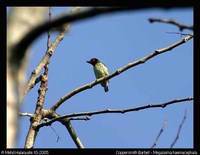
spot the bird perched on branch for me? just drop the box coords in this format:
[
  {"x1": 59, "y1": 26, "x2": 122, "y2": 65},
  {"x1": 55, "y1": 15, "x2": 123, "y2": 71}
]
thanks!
[{"x1": 87, "y1": 58, "x2": 109, "y2": 92}]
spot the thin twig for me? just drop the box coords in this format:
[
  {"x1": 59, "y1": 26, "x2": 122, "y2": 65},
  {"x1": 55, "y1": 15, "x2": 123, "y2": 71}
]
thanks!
[
  {"x1": 148, "y1": 18, "x2": 193, "y2": 31},
  {"x1": 18, "y1": 112, "x2": 33, "y2": 118},
  {"x1": 170, "y1": 109, "x2": 187, "y2": 148},
  {"x1": 151, "y1": 119, "x2": 167, "y2": 148},
  {"x1": 24, "y1": 72, "x2": 49, "y2": 148},
  {"x1": 59, "y1": 118, "x2": 84, "y2": 148},
  {"x1": 68, "y1": 116, "x2": 90, "y2": 121},
  {"x1": 23, "y1": 25, "x2": 69, "y2": 96},
  {"x1": 166, "y1": 32, "x2": 191, "y2": 36},
  {"x1": 24, "y1": 8, "x2": 52, "y2": 148},
  {"x1": 41, "y1": 110, "x2": 84, "y2": 148},
  {"x1": 24, "y1": 7, "x2": 85, "y2": 149},
  {"x1": 39, "y1": 97, "x2": 193, "y2": 128},
  {"x1": 50, "y1": 125, "x2": 61, "y2": 143},
  {"x1": 50, "y1": 34, "x2": 193, "y2": 111},
  {"x1": 47, "y1": 7, "x2": 52, "y2": 49},
  {"x1": 23, "y1": 7, "x2": 81, "y2": 96},
  {"x1": 12, "y1": 6, "x2": 192, "y2": 70},
  {"x1": 43, "y1": 117, "x2": 61, "y2": 142},
  {"x1": 47, "y1": 9, "x2": 84, "y2": 148}
]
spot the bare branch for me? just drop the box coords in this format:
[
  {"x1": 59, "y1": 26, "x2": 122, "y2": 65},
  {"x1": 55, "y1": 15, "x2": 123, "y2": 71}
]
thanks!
[
  {"x1": 50, "y1": 34, "x2": 193, "y2": 111},
  {"x1": 24, "y1": 68, "x2": 49, "y2": 148},
  {"x1": 69, "y1": 116, "x2": 91, "y2": 121},
  {"x1": 24, "y1": 8, "x2": 52, "y2": 148},
  {"x1": 170, "y1": 109, "x2": 187, "y2": 148},
  {"x1": 41, "y1": 110, "x2": 84, "y2": 148},
  {"x1": 166, "y1": 32, "x2": 192, "y2": 37},
  {"x1": 23, "y1": 26, "x2": 69, "y2": 96},
  {"x1": 22, "y1": 8, "x2": 85, "y2": 148},
  {"x1": 7, "y1": 7, "x2": 49, "y2": 148},
  {"x1": 49, "y1": 125, "x2": 61, "y2": 143},
  {"x1": 40, "y1": 97, "x2": 193, "y2": 128},
  {"x1": 59, "y1": 118, "x2": 84, "y2": 148},
  {"x1": 47, "y1": 7, "x2": 52, "y2": 49},
  {"x1": 151, "y1": 119, "x2": 167, "y2": 148},
  {"x1": 23, "y1": 7, "x2": 81, "y2": 96},
  {"x1": 148, "y1": 18, "x2": 193, "y2": 31},
  {"x1": 12, "y1": 6, "x2": 192, "y2": 70},
  {"x1": 33, "y1": 75, "x2": 42, "y2": 86},
  {"x1": 19, "y1": 112, "x2": 33, "y2": 118}
]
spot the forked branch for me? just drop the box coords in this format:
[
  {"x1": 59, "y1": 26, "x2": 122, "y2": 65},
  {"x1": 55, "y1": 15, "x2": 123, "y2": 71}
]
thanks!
[
  {"x1": 148, "y1": 18, "x2": 193, "y2": 31},
  {"x1": 39, "y1": 97, "x2": 193, "y2": 128}
]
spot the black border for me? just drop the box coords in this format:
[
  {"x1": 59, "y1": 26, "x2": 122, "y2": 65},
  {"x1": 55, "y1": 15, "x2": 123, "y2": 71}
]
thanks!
[
  {"x1": 0, "y1": 1, "x2": 7, "y2": 149},
  {"x1": 0, "y1": 0, "x2": 195, "y2": 7},
  {"x1": 193, "y1": 0, "x2": 199, "y2": 150},
  {"x1": 2, "y1": 0, "x2": 198, "y2": 154}
]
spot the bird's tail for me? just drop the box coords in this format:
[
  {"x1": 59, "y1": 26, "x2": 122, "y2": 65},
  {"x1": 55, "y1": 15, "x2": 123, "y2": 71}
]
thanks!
[{"x1": 104, "y1": 86, "x2": 109, "y2": 92}]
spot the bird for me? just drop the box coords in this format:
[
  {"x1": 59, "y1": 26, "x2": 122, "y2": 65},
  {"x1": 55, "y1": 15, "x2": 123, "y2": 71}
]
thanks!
[{"x1": 87, "y1": 58, "x2": 109, "y2": 92}]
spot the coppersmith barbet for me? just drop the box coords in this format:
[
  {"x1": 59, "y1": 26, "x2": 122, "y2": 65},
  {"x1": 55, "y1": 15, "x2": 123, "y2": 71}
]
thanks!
[{"x1": 87, "y1": 58, "x2": 109, "y2": 92}]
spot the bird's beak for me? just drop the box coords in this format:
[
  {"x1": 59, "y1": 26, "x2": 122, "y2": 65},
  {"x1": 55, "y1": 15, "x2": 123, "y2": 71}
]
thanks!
[{"x1": 86, "y1": 60, "x2": 91, "y2": 64}]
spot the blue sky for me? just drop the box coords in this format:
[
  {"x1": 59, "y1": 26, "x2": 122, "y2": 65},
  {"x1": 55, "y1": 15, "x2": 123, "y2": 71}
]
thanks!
[{"x1": 12, "y1": 7, "x2": 193, "y2": 148}]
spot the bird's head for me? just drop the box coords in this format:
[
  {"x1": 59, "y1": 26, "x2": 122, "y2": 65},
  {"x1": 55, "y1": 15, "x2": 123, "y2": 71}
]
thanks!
[{"x1": 86, "y1": 58, "x2": 100, "y2": 66}]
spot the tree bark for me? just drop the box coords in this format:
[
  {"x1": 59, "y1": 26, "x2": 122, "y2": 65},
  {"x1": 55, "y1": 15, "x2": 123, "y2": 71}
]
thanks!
[{"x1": 7, "y1": 7, "x2": 48, "y2": 148}]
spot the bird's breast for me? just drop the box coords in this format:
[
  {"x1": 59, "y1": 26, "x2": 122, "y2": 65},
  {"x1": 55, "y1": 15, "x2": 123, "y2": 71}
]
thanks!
[{"x1": 93, "y1": 63, "x2": 108, "y2": 79}]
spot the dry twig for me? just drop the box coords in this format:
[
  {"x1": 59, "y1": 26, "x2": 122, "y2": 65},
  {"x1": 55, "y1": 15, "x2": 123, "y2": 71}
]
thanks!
[
  {"x1": 149, "y1": 18, "x2": 193, "y2": 31},
  {"x1": 170, "y1": 109, "x2": 187, "y2": 148},
  {"x1": 39, "y1": 97, "x2": 193, "y2": 128},
  {"x1": 151, "y1": 119, "x2": 167, "y2": 148},
  {"x1": 50, "y1": 34, "x2": 193, "y2": 111}
]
